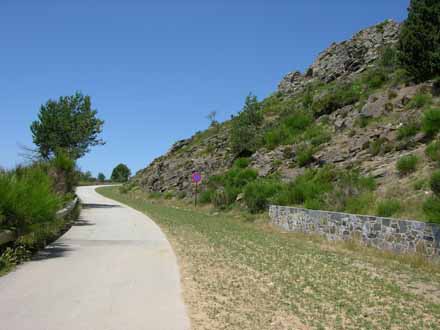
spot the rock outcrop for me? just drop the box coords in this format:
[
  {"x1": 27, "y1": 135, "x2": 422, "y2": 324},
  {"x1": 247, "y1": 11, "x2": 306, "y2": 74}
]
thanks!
[
  {"x1": 132, "y1": 20, "x2": 423, "y2": 198},
  {"x1": 278, "y1": 20, "x2": 400, "y2": 95}
]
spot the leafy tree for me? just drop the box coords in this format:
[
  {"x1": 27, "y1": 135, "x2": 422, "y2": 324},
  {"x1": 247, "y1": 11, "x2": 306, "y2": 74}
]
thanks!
[
  {"x1": 111, "y1": 164, "x2": 131, "y2": 182},
  {"x1": 230, "y1": 94, "x2": 263, "y2": 156},
  {"x1": 31, "y1": 92, "x2": 105, "y2": 160},
  {"x1": 97, "y1": 173, "x2": 106, "y2": 182},
  {"x1": 398, "y1": 0, "x2": 440, "y2": 82}
]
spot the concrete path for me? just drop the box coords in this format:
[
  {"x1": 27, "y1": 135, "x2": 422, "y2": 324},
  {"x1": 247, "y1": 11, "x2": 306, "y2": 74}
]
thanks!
[{"x1": 0, "y1": 186, "x2": 190, "y2": 330}]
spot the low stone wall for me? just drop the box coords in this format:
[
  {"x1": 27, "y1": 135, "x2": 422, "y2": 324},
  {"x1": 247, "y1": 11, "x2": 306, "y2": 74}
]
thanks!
[{"x1": 269, "y1": 205, "x2": 440, "y2": 258}]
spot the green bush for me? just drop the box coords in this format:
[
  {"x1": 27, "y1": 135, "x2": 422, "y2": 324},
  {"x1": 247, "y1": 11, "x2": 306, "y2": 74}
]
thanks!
[
  {"x1": 199, "y1": 190, "x2": 213, "y2": 204},
  {"x1": 233, "y1": 158, "x2": 251, "y2": 169},
  {"x1": 362, "y1": 68, "x2": 389, "y2": 90},
  {"x1": 369, "y1": 138, "x2": 393, "y2": 156},
  {"x1": 396, "y1": 154, "x2": 419, "y2": 176},
  {"x1": 423, "y1": 196, "x2": 440, "y2": 224},
  {"x1": 206, "y1": 167, "x2": 258, "y2": 207},
  {"x1": 426, "y1": 140, "x2": 440, "y2": 163},
  {"x1": 398, "y1": 0, "x2": 440, "y2": 82},
  {"x1": 296, "y1": 144, "x2": 315, "y2": 167},
  {"x1": 303, "y1": 125, "x2": 331, "y2": 147},
  {"x1": 422, "y1": 108, "x2": 440, "y2": 136},
  {"x1": 311, "y1": 83, "x2": 361, "y2": 117},
  {"x1": 0, "y1": 166, "x2": 61, "y2": 232},
  {"x1": 263, "y1": 111, "x2": 314, "y2": 149},
  {"x1": 430, "y1": 171, "x2": 440, "y2": 196},
  {"x1": 285, "y1": 167, "x2": 335, "y2": 208},
  {"x1": 397, "y1": 121, "x2": 420, "y2": 140},
  {"x1": 243, "y1": 179, "x2": 282, "y2": 213},
  {"x1": 406, "y1": 92, "x2": 433, "y2": 109},
  {"x1": 376, "y1": 199, "x2": 401, "y2": 217},
  {"x1": 212, "y1": 189, "x2": 229, "y2": 209}
]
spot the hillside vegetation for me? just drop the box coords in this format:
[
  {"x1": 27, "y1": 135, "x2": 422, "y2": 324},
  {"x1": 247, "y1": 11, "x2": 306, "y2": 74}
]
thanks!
[{"x1": 129, "y1": 18, "x2": 440, "y2": 223}]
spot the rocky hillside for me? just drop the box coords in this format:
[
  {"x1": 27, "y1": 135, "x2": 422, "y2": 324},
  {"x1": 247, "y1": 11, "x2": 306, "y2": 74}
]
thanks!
[{"x1": 132, "y1": 19, "x2": 440, "y2": 220}]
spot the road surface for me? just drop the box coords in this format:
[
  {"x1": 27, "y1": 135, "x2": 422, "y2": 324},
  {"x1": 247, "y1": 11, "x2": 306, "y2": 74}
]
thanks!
[{"x1": 0, "y1": 186, "x2": 190, "y2": 330}]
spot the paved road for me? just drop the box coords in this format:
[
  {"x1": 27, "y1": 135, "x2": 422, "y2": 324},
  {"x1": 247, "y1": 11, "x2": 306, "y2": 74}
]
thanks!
[{"x1": 0, "y1": 186, "x2": 190, "y2": 330}]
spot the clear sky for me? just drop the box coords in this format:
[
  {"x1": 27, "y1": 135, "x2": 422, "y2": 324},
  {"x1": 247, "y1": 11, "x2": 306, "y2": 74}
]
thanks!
[{"x1": 0, "y1": 0, "x2": 409, "y2": 178}]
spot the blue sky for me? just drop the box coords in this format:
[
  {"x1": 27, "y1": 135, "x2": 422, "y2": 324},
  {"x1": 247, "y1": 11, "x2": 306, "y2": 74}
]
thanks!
[{"x1": 0, "y1": 0, "x2": 408, "y2": 177}]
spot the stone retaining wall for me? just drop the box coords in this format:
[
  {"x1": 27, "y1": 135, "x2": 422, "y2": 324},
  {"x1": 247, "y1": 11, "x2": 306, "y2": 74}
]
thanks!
[{"x1": 269, "y1": 205, "x2": 440, "y2": 258}]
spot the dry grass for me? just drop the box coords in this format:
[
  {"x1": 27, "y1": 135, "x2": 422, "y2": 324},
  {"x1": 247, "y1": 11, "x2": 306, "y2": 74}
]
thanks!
[{"x1": 98, "y1": 187, "x2": 440, "y2": 330}]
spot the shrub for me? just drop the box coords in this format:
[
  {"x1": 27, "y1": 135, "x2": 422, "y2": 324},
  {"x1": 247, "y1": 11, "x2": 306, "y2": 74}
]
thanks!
[
  {"x1": 312, "y1": 84, "x2": 360, "y2": 117},
  {"x1": 397, "y1": 121, "x2": 420, "y2": 140},
  {"x1": 303, "y1": 125, "x2": 331, "y2": 147},
  {"x1": 0, "y1": 166, "x2": 61, "y2": 233},
  {"x1": 198, "y1": 190, "x2": 213, "y2": 204},
  {"x1": 285, "y1": 167, "x2": 335, "y2": 207},
  {"x1": 423, "y1": 196, "x2": 440, "y2": 224},
  {"x1": 212, "y1": 189, "x2": 229, "y2": 209},
  {"x1": 376, "y1": 200, "x2": 401, "y2": 217},
  {"x1": 426, "y1": 140, "x2": 440, "y2": 163},
  {"x1": 422, "y1": 108, "x2": 440, "y2": 136},
  {"x1": 234, "y1": 158, "x2": 251, "y2": 169},
  {"x1": 398, "y1": 0, "x2": 440, "y2": 82},
  {"x1": 243, "y1": 179, "x2": 282, "y2": 213},
  {"x1": 430, "y1": 171, "x2": 440, "y2": 196},
  {"x1": 396, "y1": 154, "x2": 419, "y2": 176},
  {"x1": 362, "y1": 68, "x2": 389, "y2": 90},
  {"x1": 296, "y1": 144, "x2": 315, "y2": 167},
  {"x1": 263, "y1": 111, "x2": 314, "y2": 149},
  {"x1": 406, "y1": 92, "x2": 433, "y2": 109},
  {"x1": 369, "y1": 138, "x2": 393, "y2": 156}
]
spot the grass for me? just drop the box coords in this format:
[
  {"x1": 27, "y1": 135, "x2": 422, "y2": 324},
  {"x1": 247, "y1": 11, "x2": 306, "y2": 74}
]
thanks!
[{"x1": 98, "y1": 186, "x2": 440, "y2": 330}]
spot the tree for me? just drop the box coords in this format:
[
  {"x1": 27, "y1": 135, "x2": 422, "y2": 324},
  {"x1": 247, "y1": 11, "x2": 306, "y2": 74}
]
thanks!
[
  {"x1": 398, "y1": 0, "x2": 440, "y2": 82},
  {"x1": 111, "y1": 164, "x2": 131, "y2": 182},
  {"x1": 206, "y1": 111, "x2": 218, "y2": 127},
  {"x1": 98, "y1": 173, "x2": 106, "y2": 182},
  {"x1": 30, "y1": 92, "x2": 105, "y2": 160},
  {"x1": 230, "y1": 94, "x2": 263, "y2": 156}
]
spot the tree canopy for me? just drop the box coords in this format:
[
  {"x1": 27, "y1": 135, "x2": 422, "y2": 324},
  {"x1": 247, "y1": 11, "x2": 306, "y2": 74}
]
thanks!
[
  {"x1": 398, "y1": 0, "x2": 440, "y2": 82},
  {"x1": 30, "y1": 92, "x2": 105, "y2": 160},
  {"x1": 111, "y1": 164, "x2": 131, "y2": 182}
]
